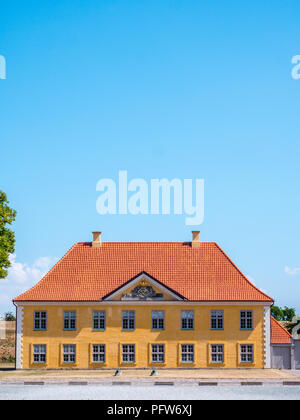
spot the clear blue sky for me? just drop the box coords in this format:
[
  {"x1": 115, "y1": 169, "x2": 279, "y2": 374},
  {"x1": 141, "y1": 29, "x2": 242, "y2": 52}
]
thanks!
[{"x1": 0, "y1": 0, "x2": 300, "y2": 315}]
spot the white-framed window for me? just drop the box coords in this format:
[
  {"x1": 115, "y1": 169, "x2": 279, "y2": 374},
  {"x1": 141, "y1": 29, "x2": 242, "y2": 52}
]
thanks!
[
  {"x1": 33, "y1": 345, "x2": 46, "y2": 363},
  {"x1": 34, "y1": 311, "x2": 47, "y2": 331},
  {"x1": 63, "y1": 311, "x2": 76, "y2": 330},
  {"x1": 93, "y1": 311, "x2": 105, "y2": 330},
  {"x1": 63, "y1": 344, "x2": 76, "y2": 363},
  {"x1": 181, "y1": 310, "x2": 194, "y2": 330},
  {"x1": 151, "y1": 344, "x2": 165, "y2": 363},
  {"x1": 211, "y1": 310, "x2": 224, "y2": 330},
  {"x1": 240, "y1": 345, "x2": 254, "y2": 363},
  {"x1": 122, "y1": 311, "x2": 135, "y2": 330},
  {"x1": 210, "y1": 344, "x2": 224, "y2": 363},
  {"x1": 240, "y1": 311, "x2": 253, "y2": 330},
  {"x1": 181, "y1": 344, "x2": 194, "y2": 363},
  {"x1": 152, "y1": 310, "x2": 164, "y2": 330},
  {"x1": 92, "y1": 344, "x2": 105, "y2": 363},
  {"x1": 122, "y1": 344, "x2": 135, "y2": 363}
]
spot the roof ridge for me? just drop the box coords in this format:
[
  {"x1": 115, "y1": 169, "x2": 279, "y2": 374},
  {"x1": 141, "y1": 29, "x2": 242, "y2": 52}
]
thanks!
[
  {"x1": 78, "y1": 241, "x2": 215, "y2": 244},
  {"x1": 213, "y1": 243, "x2": 273, "y2": 302}
]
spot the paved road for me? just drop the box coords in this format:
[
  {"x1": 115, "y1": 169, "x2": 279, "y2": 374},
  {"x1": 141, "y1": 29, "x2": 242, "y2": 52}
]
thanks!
[{"x1": 0, "y1": 384, "x2": 299, "y2": 400}]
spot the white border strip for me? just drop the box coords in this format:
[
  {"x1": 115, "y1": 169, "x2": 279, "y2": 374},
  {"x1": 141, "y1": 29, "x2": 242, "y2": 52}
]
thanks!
[
  {"x1": 16, "y1": 306, "x2": 24, "y2": 370},
  {"x1": 263, "y1": 306, "x2": 271, "y2": 368},
  {"x1": 15, "y1": 301, "x2": 272, "y2": 307}
]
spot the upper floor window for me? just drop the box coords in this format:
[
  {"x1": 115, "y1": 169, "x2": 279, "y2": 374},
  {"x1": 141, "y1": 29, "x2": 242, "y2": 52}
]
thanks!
[
  {"x1": 181, "y1": 344, "x2": 194, "y2": 363},
  {"x1": 33, "y1": 345, "x2": 46, "y2": 363},
  {"x1": 63, "y1": 311, "x2": 76, "y2": 330},
  {"x1": 151, "y1": 344, "x2": 165, "y2": 363},
  {"x1": 93, "y1": 344, "x2": 105, "y2": 363},
  {"x1": 152, "y1": 310, "x2": 164, "y2": 330},
  {"x1": 211, "y1": 310, "x2": 224, "y2": 330},
  {"x1": 240, "y1": 311, "x2": 253, "y2": 330},
  {"x1": 240, "y1": 344, "x2": 254, "y2": 363},
  {"x1": 181, "y1": 310, "x2": 194, "y2": 330},
  {"x1": 63, "y1": 344, "x2": 76, "y2": 363},
  {"x1": 34, "y1": 311, "x2": 47, "y2": 331},
  {"x1": 122, "y1": 311, "x2": 135, "y2": 330},
  {"x1": 93, "y1": 311, "x2": 106, "y2": 330}
]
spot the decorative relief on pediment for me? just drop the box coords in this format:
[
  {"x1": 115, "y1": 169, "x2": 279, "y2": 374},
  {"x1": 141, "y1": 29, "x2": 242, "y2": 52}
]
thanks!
[{"x1": 121, "y1": 279, "x2": 164, "y2": 301}]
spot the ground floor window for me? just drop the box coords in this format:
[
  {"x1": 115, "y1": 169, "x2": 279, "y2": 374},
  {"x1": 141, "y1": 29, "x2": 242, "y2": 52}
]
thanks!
[
  {"x1": 211, "y1": 344, "x2": 224, "y2": 363},
  {"x1": 92, "y1": 344, "x2": 105, "y2": 363},
  {"x1": 33, "y1": 345, "x2": 46, "y2": 363},
  {"x1": 63, "y1": 344, "x2": 76, "y2": 363},
  {"x1": 122, "y1": 344, "x2": 135, "y2": 363},
  {"x1": 151, "y1": 344, "x2": 165, "y2": 363},
  {"x1": 240, "y1": 345, "x2": 254, "y2": 363},
  {"x1": 181, "y1": 344, "x2": 194, "y2": 363}
]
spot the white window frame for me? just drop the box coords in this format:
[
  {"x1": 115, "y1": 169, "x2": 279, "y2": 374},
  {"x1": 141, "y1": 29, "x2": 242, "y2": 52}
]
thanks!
[
  {"x1": 151, "y1": 310, "x2": 165, "y2": 330},
  {"x1": 181, "y1": 344, "x2": 194, "y2": 363},
  {"x1": 122, "y1": 311, "x2": 135, "y2": 330},
  {"x1": 93, "y1": 311, "x2": 106, "y2": 330},
  {"x1": 210, "y1": 344, "x2": 224, "y2": 363},
  {"x1": 181, "y1": 310, "x2": 194, "y2": 330},
  {"x1": 240, "y1": 344, "x2": 254, "y2": 363},
  {"x1": 63, "y1": 344, "x2": 76, "y2": 363},
  {"x1": 240, "y1": 311, "x2": 253, "y2": 330},
  {"x1": 122, "y1": 344, "x2": 135, "y2": 363},
  {"x1": 92, "y1": 344, "x2": 106, "y2": 363},
  {"x1": 63, "y1": 311, "x2": 77, "y2": 331},
  {"x1": 34, "y1": 311, "x2": 47, "y2": 331},
  {"x1": 151, "y1": 344, "x2": 165, "y2": 363},
  {"x1": 33, "y1": 344, "x2": 46, "y2": 363},
  {"x1": 211, "y1": 310, "x2": 224, "y2": 330}
]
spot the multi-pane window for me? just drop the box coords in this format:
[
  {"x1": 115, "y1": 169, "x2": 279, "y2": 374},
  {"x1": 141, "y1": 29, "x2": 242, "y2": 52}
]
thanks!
[
  {"x1": 92, "y1": 344, "x2": 105, "y2": 363},
  {"x1": 181, "y1": 344, "x2": 194, "y2": 363},
  {"x1": 151, "y1": 344, "x2": 165, "y2": 363},
  {"x1": 122, "y1": 311, "x2": 135, "y2": 330},
  {"x1": 33, "y1": 345, "x2": 46, "y2": 363},
  {"x1": 93, "y1": 311, "x2": 106, "y2": 330},
  {"x1": 211, "y1": 345, "x2": 224, "y2": 363},
  {"x1": 63, "y1": 344, "x2": 76, "y2": 363},
  {"x1": 211, "y1": 310, "x2": 224, "y2": 330},
  {"x1": 34, "y1": 312, "x2": 47, "y2": 330},
  {"x1": 122, "y1": 344, "x2": 135, "y2": 363},
  {"x1": 240, "y1": 345, "x2": 254, "y2": 363},
  {"x1": 240, "y1": 311, "x2": 253, "y2": 330},
  {"x1": 152, "y1": 311, "x2": 165, "y2": 330},
  {"x1": 181, "y1": 310, "x2": 194, "y2": 330},
  {"x1": 63, "y1": 311, "x2": 76, "y2": 330}
]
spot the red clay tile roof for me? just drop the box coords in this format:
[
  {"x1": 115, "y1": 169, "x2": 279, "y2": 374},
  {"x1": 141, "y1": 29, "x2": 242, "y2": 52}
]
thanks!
[
  {"x1": 271, "y1": 316, "x2": 292, "y2": 344},
  {"x1": 13, "y1": 242, "x2": 273, "y2": 302}
]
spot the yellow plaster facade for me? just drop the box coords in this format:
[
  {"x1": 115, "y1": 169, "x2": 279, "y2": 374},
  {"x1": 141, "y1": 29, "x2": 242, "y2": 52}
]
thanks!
[{"x1": 19, "y1": 277, "x2": 268, "y2": 369}]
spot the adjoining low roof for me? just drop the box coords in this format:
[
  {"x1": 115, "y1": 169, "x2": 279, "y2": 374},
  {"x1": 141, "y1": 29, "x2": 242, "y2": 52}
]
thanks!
[
  {"x1": 271, "y1": 316, "x2": 292, "y2": 344},
  {"x1": 14, "y1": 242, "x2": 273, "y2": 302}
]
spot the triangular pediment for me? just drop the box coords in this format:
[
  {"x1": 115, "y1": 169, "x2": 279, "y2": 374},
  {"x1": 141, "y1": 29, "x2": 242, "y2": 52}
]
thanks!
[{"x1": 102, "y1": 272, "x2": 185, "y2": 301}]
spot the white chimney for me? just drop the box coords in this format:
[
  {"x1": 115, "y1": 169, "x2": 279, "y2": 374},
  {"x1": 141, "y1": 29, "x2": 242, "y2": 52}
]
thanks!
[{"x1": 92, "y1": 232, "x2": 102, "y2": 248}]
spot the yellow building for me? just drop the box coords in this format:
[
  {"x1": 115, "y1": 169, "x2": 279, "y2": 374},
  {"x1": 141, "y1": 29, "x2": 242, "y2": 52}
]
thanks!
[{"x1": 13, "y1": 231, "x2": 274, "y2": 369}]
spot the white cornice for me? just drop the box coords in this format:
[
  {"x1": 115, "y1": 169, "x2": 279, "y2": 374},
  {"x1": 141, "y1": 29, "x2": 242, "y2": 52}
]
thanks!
[{"x1": 15, "y1": 301, "x2": 272, "y2": 307}]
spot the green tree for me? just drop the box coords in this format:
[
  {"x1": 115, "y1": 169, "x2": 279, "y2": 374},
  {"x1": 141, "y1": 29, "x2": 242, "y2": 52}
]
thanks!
[
  {"x1": 4, "y1": 311, "x2": 16, "y2": 321},
  {"x1": 0, "y1": 191, "x2": 17, "y2": 279},
  {"x1": 271, "y1": 305, "x2": 296, "y2": 322}
]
